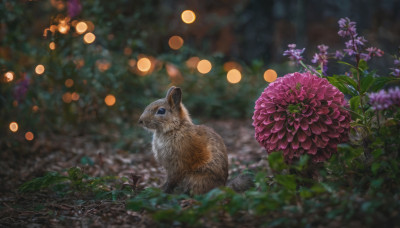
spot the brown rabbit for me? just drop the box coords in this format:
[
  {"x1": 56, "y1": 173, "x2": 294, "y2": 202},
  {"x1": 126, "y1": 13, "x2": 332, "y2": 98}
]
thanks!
[{"x1": 138, "y1": 86, "x2": 253, "y2": 195}]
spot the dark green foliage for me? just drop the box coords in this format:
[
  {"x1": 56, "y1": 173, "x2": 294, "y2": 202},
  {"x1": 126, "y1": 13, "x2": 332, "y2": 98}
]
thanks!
[{"x1": 19, "y1": 167, "x2": 132, "y2": 200}]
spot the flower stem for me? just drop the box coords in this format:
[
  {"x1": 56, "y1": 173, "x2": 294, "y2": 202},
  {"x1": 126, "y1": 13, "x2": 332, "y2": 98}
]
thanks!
[{"x1": 299, "y1": 61, "x2": 322, "y2": 77}]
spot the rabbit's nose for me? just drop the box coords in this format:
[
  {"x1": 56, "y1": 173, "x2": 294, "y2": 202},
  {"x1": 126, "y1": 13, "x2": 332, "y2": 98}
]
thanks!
[{"x1": 138, "y1": 118, "x2": 143, "y2": 125}]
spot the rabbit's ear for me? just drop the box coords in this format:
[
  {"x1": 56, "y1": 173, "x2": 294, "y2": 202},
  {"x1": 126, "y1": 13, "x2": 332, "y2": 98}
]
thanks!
[
  {"x1": 166, "y1": 86, "x2": 176, "y2": 98},
  {"x1": 167, "y1": 87, "x2": 182, "y2": 109}
]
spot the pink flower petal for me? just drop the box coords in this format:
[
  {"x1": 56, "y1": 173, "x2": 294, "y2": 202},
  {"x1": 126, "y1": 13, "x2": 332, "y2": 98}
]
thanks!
[{"x1": 297, "y1": 130, "x2": 307, "y2": 142}]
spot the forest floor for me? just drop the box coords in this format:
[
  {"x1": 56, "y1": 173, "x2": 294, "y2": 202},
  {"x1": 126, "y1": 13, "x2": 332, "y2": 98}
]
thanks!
[{"x1": 0, "y1": 119, "x2": 267, "y2": 227}]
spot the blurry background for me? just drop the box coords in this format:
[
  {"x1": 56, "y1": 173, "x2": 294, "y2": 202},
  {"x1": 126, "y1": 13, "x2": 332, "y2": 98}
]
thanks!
[{"x1": 1, "y1": 0, "x2": 399, "y2": 150}]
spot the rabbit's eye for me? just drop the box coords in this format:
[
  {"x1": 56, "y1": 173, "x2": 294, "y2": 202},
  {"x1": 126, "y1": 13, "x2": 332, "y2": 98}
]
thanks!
[{"x1": 156, "y1": 108, "x2": 166, "y2": 115}]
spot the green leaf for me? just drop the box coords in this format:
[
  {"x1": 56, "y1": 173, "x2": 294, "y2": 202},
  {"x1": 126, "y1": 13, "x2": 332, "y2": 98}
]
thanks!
[
  {"x1": 268, "y1": 152, "x2": 287, "y2": 171},
  {"x1": 358, "y1": 59, "x2": 368, "y2": 71},
  {"x1": 337, "y1": 61, "x2": 356, "y2": 69},
  {"x1": 275, "y1": 175, "x2": 296, "y2": 191},
  {"x1": 19, "y1": 172, "x2": 69, "y2": 193},
  {"x1": 327, "y1": 76, "x2": 358, "y2": 96},
  {"x1": 360, "y1": 74, "x2": 375, "y2": 93},
  {"x1": 349, "y1": 96, "x2": 360, "y2": 112},
  {"x1": 369, "y1": 77, "x2": 398, "y2": 92},
  {"x1": 371, "y1": 163, "x2": 381, "y2": 175},
  {"x1": 334, "y1": 75, "x2": 358, "y2": 90}
]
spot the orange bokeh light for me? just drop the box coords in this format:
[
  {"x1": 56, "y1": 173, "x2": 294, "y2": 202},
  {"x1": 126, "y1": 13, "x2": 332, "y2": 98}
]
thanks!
[
  {"x1": 71, "y1": 92, "x2": 80, "y2": 101},
  {"x1": 137, "y1": 57, "x2": 151, "y2": 72},
  {"x1": 223, "y1": 61, "x2": 242, "y2": 72},
  {"x1": 227, "y1": 69, "x2": 242, "y2": 84},
  {"x1": 75, "y1": 21, "x2": 88, "y2": 34},
  {"x1": 49, "y1": 42, "x2": 56, "y2": 50},
  {"x1": 58, "y1": 24, "x2": 70, "y2": 34},
  {"x1": 83, "y1": 32, "x2": 96, "y2": 44},
  {"x1": 186, "y1": 57, "x2": 200, "y2": 69},
  {"x1": 4, "y1": 71, "x2": 14, "y2": 82},
  {"x1": 65, "y1": 79, "x2": 74, "y2": 88},
  {"x1": 62, "y1": 92, "x2": 72, "y2": 103},
  {"x1": 35, "y1": 64, "x2": 45, "y2": 75},
  {"x1": 25, "y1": 132, "x2": 34, "y2": 141},
  {"x1": 168, "y1": 36, "x2": 184, "y2": 50},
  {"x1": 264, "y1": 69, "x2": 277, "y2": 83},
  {"x1": 32, "y1": 105, "x2": 39, "y2": 112},
  {"x1": 181, "y1": 10, "x2": 196, "y2": 24},
  {"x1": 9, "y1": 122, "x2": 18, "y2": 132},
  {"x1": 197, "y1": 59, "x2": 212, "y2": 74},
  {"x1": 105, "y1": 94, "x2": 116, "y2": 106}
]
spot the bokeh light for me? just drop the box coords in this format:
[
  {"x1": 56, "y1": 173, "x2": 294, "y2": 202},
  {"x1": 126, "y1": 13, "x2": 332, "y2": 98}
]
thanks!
[
  {"x1": 32, "y1": 105, "x2": 39, "y2": 112},
  {"x1": 181, "y1": 10, "x2": 196, "y2": 24},
  {"x1": 86, "y1": 21, "x2": 95, "y2": 32},
  {"x1": 71, "y1": 92, "x2": 79, "y2": 101},
  {"x1": 227, "y1": 69, "x2": 242, "y2": 84},
  {"x1": 49, "y1": 42, "x2": 56, "y2": 50},
  {"x1": 128, "y1": 59, "x2": 136, "y2": 68},
  {"x1": 9, "y1": 122, "x2": 18, "y2": 132},
  {"x1": 186, "y1": 57, "x2": 200, "y2": 69},
  {"x1": 168, "y1": 36, "x2": 184, "y2": 50},
  {"x1": 65, "y1": 79, "x2": 74, "y2": 88},
  {"x1": 4, "y1": 71, "x2": 14, "y2": 82},
  {"x1": 35, "y1": 64, "x2": 45, "y2": 75},
  {"x1": 197, "y1": 59, "x2": 212, "y2": 74},
  {"x1": 75, "y1": 21, "x2": 88, "y2": 34},
  {"x1": 137, "y1": 57, "x2": 151, "y2": 72},
  {"x1": 58, "y1": 24, "x2": 70, "y2": 34},
  {"x1": 166, "y1": 64, "x2": 180, "y2": 78},
  {"x1": 25, "y1": 132, "x2": 34, "y2": 141},
  {"x1": 124, "y1": 47, "x2": 133, "y2": 56},
  {"x1": 83, "y1": 32, "x2": 96, "y2": 44},
  {"x1": 223, "y1": 61, "x2": 242, "y2": 72},
  {"x1": 96, "y1": 60, "x2": 111, "y2": 72},
  {"x1": 105, "y1": 94, "x2": 116, "y2": 106},
  {"x1": 62, "y1": 92, "x2": 72, "y2": 103},
  {"x1": 264, "y1": 69, "x2": 277, "y2": 82}
]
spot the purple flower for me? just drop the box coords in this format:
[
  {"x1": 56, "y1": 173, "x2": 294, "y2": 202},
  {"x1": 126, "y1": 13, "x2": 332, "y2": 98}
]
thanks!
[
  {"x1": 311, "y1": 45, "x2": 329, "y2": 64},
  {"x1": 338, "y1": 17, "x2": 357, "y2": 38},
  {"x1": 366, "y1": 47, "x2": 384, "y2": 57},
  {"x1": 335, "y1": 50, "x2": 345, "y2": 60},
  {"x1": 317, "y1": 44, "x2": 329, "y2": 54},
  {"x1": 390, "y1": 58, "x2": 400, "y2": 77},
  {"x1": 283, "y1": 44, "x2": 305, "y2": 64},
  {"x1": 360, "y1": 53, "x2": 371, "y2": 61},
  {"x1": 389, "y1": 87, "x2": 400, "y2": 106},
  {"x1": 67, "y1": 0, "x2": 82, "y2": 18},
  {"x1": 368, "y1": 87, "x2": 400, "y2": 110},
  {"x1": 391, "y1": 69, "x2": 400, "y2": 77},
  {"x1": 311, "y1": 45, "x2": 329, "y2": 75},
  {"x1": 361, "y1": 47, "x2": 384, "y2": 62}
]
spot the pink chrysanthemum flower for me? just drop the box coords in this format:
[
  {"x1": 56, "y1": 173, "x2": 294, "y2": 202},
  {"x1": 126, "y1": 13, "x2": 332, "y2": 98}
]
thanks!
[{"x1": 252, "y1": 72, "x2": 351, "y2": 163}]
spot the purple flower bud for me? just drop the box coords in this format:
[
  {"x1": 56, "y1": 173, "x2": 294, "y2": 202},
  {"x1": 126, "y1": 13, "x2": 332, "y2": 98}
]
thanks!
[
  {"x1": 335, "y1": 50, "x2": 344, "y2": 60},
  {"x1": 317, "y1": 44, "x2": 329, "y2": 54},
  {"x1": 365, "y1": 47, "x2": 384, "y2": 57},
  {"x1": 360, "y1": 53, "x2": 371, "y2": 61},
  {"x1": 283, "y1": 44, "x2": 305, "y2": 64},
  {"x1": 338, "y1": 17, "x2": 357, "y2": 38},
  {"x1": 391, "y1": 68, "x2": 400, "y2": 77}
]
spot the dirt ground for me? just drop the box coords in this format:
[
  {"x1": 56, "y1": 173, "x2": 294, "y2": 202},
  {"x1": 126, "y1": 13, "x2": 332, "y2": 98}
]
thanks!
[{"x1": 0, "y1": 119, "x2": 267, "y2": 227}]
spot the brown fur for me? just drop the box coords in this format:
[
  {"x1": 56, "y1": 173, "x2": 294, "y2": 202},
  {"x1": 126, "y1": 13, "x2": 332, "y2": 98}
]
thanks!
[{"x1": 138, "y1": 86, "x2": 250, "y2": 195}]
